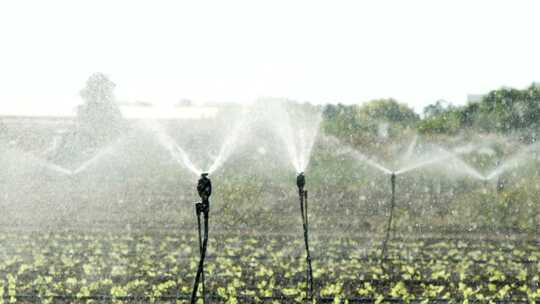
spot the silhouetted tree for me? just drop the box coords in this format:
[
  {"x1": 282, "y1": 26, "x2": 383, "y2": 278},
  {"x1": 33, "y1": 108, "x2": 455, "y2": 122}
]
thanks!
[
  {"x1": 76, "y1": 73, "x2": 125, "y2": 147},
  {"x1": 48, "y1": 73, "x2": 125, "y2": 163}
]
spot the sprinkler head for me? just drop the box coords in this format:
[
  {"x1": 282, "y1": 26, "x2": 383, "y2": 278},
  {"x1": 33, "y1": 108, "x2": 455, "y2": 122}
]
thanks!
[
  {"x1": 297, "y1": 172, "x2": 306, "y2": 192},
  {"x1": 496, "y1": 176, "x2": 504, "y2": 193},
  {"x1": 197, "y1": 173, "x2": 212, "y2": 202}
]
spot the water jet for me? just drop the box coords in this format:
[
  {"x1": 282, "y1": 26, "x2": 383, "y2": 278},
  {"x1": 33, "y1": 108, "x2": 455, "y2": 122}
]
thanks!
[
  {"x1": 142, "y1": 120, "x2": 202, "y2": 176},
  {"x1": 263, "y1": 100, "x2": 322, "y2": 174},
  {"x1": 41, "y1": 162, "x2": 73, "y2": 176},
  {"x1": 484, "y1": 143, "x2": 540, "y2": 181},
  {"x1": 71, "y1": 143, "x2": 120, "y2": 175},
  {"x1": 144, "y1": 113, "x2": 249, "y2": 177},
  {"x1": 401, "y1": 134, "x2": 418, "y2": 163}
]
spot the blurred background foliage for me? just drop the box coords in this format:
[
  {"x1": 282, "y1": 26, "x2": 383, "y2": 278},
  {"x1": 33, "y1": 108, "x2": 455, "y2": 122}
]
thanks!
[
  {"x1": 1, "y1": 79, "x2": 540, "y2": 236},
  {"x1": 323, "y1": 83, "x2": 540, "y2": 142}
]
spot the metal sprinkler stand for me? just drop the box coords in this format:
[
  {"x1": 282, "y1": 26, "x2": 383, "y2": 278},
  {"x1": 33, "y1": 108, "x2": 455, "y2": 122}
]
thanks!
[
  {"x1": 381, "y1": 172, "x2": 396, "y2": 264},
  {"x1": 297, "y1": 172, "x2": 314, "y2": 302},
  {"x1": 191, "y1": 173, "x2": 211, "y2": 304},
  {"x1": 496, "y1": 175, "x2": 504, "y2": 193}
]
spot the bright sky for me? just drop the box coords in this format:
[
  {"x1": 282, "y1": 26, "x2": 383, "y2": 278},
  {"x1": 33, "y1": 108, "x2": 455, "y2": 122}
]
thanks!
[{"x1": 1, "y1": 0, "x2": 539, "y2": 115}]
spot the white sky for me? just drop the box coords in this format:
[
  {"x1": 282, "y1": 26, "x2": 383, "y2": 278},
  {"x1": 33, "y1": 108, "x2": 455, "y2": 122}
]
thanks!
[{"x1": 1, "y1": 0, "x2": 539, "y2": 115}]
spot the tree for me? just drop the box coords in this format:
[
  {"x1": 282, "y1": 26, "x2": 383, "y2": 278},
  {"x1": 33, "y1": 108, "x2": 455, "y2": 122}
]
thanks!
[
  {"x1": 417, "y1": 110, "x2": 462, "y2": 134},
  {"x1": 423, "y1": 100, "x2": 453, "y2": 118},
  {"x1": 417, "y1": 83, "x2": 540, "y2": 136},
  {"x1": 322, "y1": 103, "x2": 368, "y2": 145},
  {"x1": 355, "y1": 98, "x2": 419, "y2": 141},
  {"x1": 357, "y1": 98, "x2": 420, "y2": 127},
  {"x1": 418, "y1": 100, "x2": 462, "y2": 134},
  {"x1": 76, "y1": 73, "x2": 124, "y2": 146},
  {"x1": 466, "y1": 84, "x2": 540, "y2": 133}
]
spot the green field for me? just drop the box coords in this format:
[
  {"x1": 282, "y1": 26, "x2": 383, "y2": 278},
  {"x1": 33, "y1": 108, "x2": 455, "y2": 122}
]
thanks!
[
  {"x1": 1, "y1": 228, "x2": 539, "y2": 303},
  {"x1": 3, "y1": 86, "x2": 540, "y2": 303}
]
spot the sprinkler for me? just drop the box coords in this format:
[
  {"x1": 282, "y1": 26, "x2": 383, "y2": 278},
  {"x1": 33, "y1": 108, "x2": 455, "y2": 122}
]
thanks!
[
  {"x1": 197, "y1": 173, "x2": 212, "y2": 208},
  {"x1": 496, "y1": 176, "x2": 504, "y2": 193},
  {"x1": 296, "y1": 172, "x2": 313, "y2": 302},
  {"x1": 191, "y1": 173, "x2": 211, "y2": 304},
  {"x1": 381, "y1": 172, "x2": 396, "y2": 264},
  {"x1": 495, "y1": 172, "x2": 508, "y2": 224},
  {"x1": 297, "y1": 172, "x2": 306, "y2": 193}
]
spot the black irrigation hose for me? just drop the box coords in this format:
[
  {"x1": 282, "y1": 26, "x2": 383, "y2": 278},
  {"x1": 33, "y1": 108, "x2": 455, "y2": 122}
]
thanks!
[{"x1": 2, "y1": 294, "x2": 537, "y2": 303}]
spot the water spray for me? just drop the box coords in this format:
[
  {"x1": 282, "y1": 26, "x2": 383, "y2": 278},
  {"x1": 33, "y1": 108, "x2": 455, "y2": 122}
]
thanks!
[
  {"x1": 191, "y1": 173, "x2": 211, "y2": 304},
  {"x1": 381, "y1": 172, "x2": 396, "y2": 264},
  {"x1": 296, "y1": 172, "x2": 313, "y2": 302}
]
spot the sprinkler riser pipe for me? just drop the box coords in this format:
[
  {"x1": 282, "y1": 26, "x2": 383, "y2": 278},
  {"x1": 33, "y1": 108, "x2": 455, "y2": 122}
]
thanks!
[
  {"x1": 390, "y1": 173, "x2": 396, "y2": 236},
  {"x1": 381, "y1": 172, "x2": 397, "y2": 265},
  {"x1": 390, "y1": 173, "x2": 396, "y2": 201},
  {"x1": 496, "y1": 176, "x2": 504, "y2": 193},
  {"x1": 192, "y1": 173, "x2": 212, "y2": 304},
  {"x1": 296, "y1": 172, "x2": 313, "y2": 301},
  {"x1": 390, "y1": 172, "x2": 395, "y2": 186}
]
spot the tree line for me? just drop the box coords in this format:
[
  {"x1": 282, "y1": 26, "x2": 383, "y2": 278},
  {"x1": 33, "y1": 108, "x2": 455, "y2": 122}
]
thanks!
[
  {"x1": 323, "y1": 83, "x2": 540, "y2": 145},
  {"x1": 70, "y1": 74, "x2": 540, "y2": 149}
]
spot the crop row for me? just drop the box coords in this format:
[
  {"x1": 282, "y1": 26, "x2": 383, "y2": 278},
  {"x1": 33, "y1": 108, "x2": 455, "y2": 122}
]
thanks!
[{"x1": 1, "y1": 231, "x2": 540, "y2": 303}]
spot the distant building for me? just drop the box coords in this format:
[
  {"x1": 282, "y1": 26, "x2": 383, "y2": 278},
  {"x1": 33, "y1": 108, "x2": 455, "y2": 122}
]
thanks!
[
  {"x1": 467, "y1": 94, "x2": 485, "y2": 103},
  {"x1": 0, "y1": 102, "x2": 220, "y2": 126},
  {"x1": 0, "y1": 102, "x2": 223, "y2": 154},
  {"x1": 118, "y1": 103, "x2": 219, "y2": 120}
]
